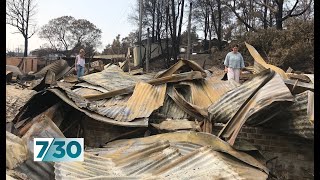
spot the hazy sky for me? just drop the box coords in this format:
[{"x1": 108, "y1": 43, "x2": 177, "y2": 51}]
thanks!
[{"x1": 6, "y1": 0, "x2": 137, "y2": 53}]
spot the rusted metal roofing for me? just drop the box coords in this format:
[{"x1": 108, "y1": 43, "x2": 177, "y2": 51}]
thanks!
[
  {"x1": 6, "y1": 85, "x2": 36, "y2": 123},
  {"x1": 156, "y1": 77, "x2": 238, "y2": 121},
  {"x1": 151, "y1": 119, "x2": 201, "y2": 131},
  {"x1": 14, "y1": 160, "x2": 55, "y2": 180},
  {"x1": 267, "y1": 90, "x2": 314, "y2": 139},
  {"x1": 158, "y1": 95, "x2": 191, "y2": 119},
  {"x1": 245, "y1": 42, "x2": 288, "y2": 79},
  {"x1": 72, "y1": 87, "x2": 103, "y2": 96},
  {"x1": 59, "y1": 81, "x2": 166, "y2": 122},
  {"x1": 284, "y1": 79, "x2": 314, "y2": 94},
  {"x1": 6, "y1": 131, "x2": 28, "y2": 169},
  {"x1": 75, "y1": 82, "x2": 109, "y2": 93},
  {"x1": 83, "y1": 60, "x2": 207, "y2": 101},
  {"x1": 96, "y1": 82, "x2": 166, "y2": 121},
  {"x1": 154, "y1": 59, "x2": 207, "y2": 78},
  {"x1": 6, "y1": 65, "x2": 23, "y2": 76},
  {"x1": 305, "y1": 74, "x2": 314, "y2": 83},
  {"x1": 33, "y1": 59, "x2": 72, "y2": 80},
  {"x1": 54, "y1": 131, "x2": 269, "y2": 180},
  {"x1": 80, "y1": 64, "x2": 141, "y2": 91},
  {"x1": 208, "y1": 70, "x2": 294, "y2": 145},
  {"x1": 50, "y1": 88, "x2": 148, "y2": 127}
]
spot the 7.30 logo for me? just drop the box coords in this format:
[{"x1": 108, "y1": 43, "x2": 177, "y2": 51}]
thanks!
[{"x1": 34, "y1": 138, "x2": 84, "y2": 162}]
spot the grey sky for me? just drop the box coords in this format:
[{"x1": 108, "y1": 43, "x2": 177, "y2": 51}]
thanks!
[{"x1": 6, "y1": 0, "x2": 137, "y2": 53}]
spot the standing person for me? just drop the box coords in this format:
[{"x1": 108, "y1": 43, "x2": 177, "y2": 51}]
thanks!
[
  {"x1": 75, "y1": 49, "x2": 86, "y2": 80},
  {"x1": 224, "y1": 44, "x2": 245, "y2": 83}
]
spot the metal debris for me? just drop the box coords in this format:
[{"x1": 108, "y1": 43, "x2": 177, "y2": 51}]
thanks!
[
  {"x1": 6, "y1": 85, "x2": 36, "y2": 123},
  {"x1": 55, "y1": 131, "x2": 269, "y2": 180},
  {"x1": 6, "y1": 132, "x2": 28, "y2": 170}
]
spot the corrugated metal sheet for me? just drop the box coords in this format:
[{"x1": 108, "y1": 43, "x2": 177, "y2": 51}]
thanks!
[
  {"x1": 47, "y1": 88, "x2": 148, "y2": 127},
  {"x1": 75, "y1": 82, "x2": 109, "y2": 93},
  {"x1": 305, "y1": 74, "x2": 314, "y2": 84},
  {"x1": 15, "y1": 160, "x2": 55, "y2": 180},
  {"x1": 33, "y1": 59, "x2": 72, "y2": 80},
  {"x1": 151, "y1": 119, "x2": 200, "y2": 131},
  {"x1": 6, "y1": 65, "x2": 23, "y2": 76},
  {"x1": 6, "y1": 85, "x2": 37, "y2": 123},
  {"x1": 158, "y1": 95, "x2": 191, "y2": 119},
  {"x1": 156, "y1": 77, "x2": 238, "y2": 120},
  {"x1": 54, "y1": 131, "x2": 269, "y2": 180},
  {"x1": 284, "y1": 79, "x2": 314, "y2": 94},
  {"x1": 84, "y1": 71, "x2": 205, "y2": 101},
  {"x1": 209, "y1": 71, "x2": 292, "y2": 124},
  {"x1": 80, "y1": 64, "x2": 141, "y2": 91},
  {"x1": 73, "y1": 87, "x2": 103, "y2": 96},
  {"x1": 245, "y1": 42, "x2": 288, "y2": 79},
  {"x1": 95, "y1": 82, "x2": 166, "y2": 121},
  {"x1": 209, "y1": 70, "x2": 294, "y2": 145},
  {"x1": 266, "y1": 90, "x2": 314, "y2": 139},
  {"x1": 6, "y1": 131, "x2": 28, "y2": 169},
  {"x1": 155, "y1": 60, "x2": 207, "y2": 78},
  {"x1": 59, "y1": 81, "x2": 166, "y2": 122}
]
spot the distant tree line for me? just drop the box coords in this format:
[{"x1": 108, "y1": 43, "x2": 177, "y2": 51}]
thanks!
[
  {"x1": 125, "y1": 0, "x2": 313, "y2": 65},
  {"x1": 7, "y1": 0, "x2": 313, "y2": 66}
]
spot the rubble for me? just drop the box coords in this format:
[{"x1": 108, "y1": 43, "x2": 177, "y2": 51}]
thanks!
[
  {"x1": 54, "y1": 131, "x2": 269, "y2": 180},
  {"x1": 6, "y1": 42, "x2": 314, "y2": 179}
]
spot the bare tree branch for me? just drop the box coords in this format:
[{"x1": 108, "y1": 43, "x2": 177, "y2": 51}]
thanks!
[
  {"x1": 254, "y1": 0, "x2": 278, "y2": 13},
  {"x1": 225, "y1": 2, "x2": 257, "y2": 32},
  {"x1": 282, "y1": 0, "x2": 312, "y2": 20}
]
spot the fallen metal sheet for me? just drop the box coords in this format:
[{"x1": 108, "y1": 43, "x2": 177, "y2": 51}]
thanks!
[
  {"x1": 18, "y1": 103, "x2": 63, "y2": 136},
  {"x1": 132, "y1": 73, "x2": 157, "y2": 82},
  {"x1": 31, "y1": 70, "x2": 57, "y2": 91},
  {"x1": 305, "y1": 74, "x2": 314, "y2": 83},
  {"x1": 157, "y1": 77, "x2": 238, "y2": 121},
  {"x1": 6, "y1": 169, "x2": 29, "y2": 180},
  {"x1": 209, "y1": 71, "x2": 283, "y2": 124},
  {"x1": 6, "y1": 85, "x2": 37, "y2": 123},
  {"x1": 167, "y1": 85, "x2": 208, "y2": 121},
  {"x1": 75, "y1": 82, "x2": 109, "y2": 93},
  {"x1": 83, "y1": 60, "x2": 207, "y2": 101},
  {"x1": 72, "y1": 87, "x2": 103, "y2": 96},
  {"x1": 10, "y1": 115, "x2": 65, "y2": 180},
  {"x1": 265, "y1": 90, "x2": 314, "y2": 139},
  {"x1": 154, "y1": 59, "x2": 207, "y2": 78},
  {"x1": 286, "y1": 73, "x2": 313, "y2": 83},
  {"x1": 127, "y1": 68, "x2": 143, "y2": 75},
  {"x1": 14, "y1": 160, "x2": 55, "y2": 180},
  {"x1": 55, "y1": 131, "x2": 269, "y2": 180},
  {"x1": 6, "y1": 131, "x2": 28, "y2": 169},
  {"x1": 63, "y1": 75, "x2": 78, "y2": 83},
  {"x1": 96, "y1": 82, "x2": 166, "y2": 121},
  {"x1": 33, "y1": 59, "x2": 72, "y2": 80},
  {"x1": 6, "y1": 65, "x2": 23, "y2": 76},
  {"x1": 151, "y1": 119, "x2": 201, "y2": 131},
  {"x1": 22, "y1": 115, "x2": 65, "y2": 154},
  {"x1": 80, "y1": 64, "x2": 141, "y2": 91},
  {"x1": 202, "y1": 76, "x2": 240, "y2": 104},
  {"x1": 58, "y1": 83, "x2": 165, "y2": 122},
  {"x1": 47, "y1": 88, "x2": 148, "y2": 127},
  {"x1": 245, "y1": 42, "x2": 288, "y2": 79},
  {"x1": 158, "y1": 95, "x2": 191, "y2": 119},
  {"x1": 75, "y1": 82, "x2": 165, "y2": 122},
  {"x1": 284, "y1": 79, "x2": 314, "y2": 94},
  {"x1": 208, "y1": 70, "x2": 294, "y2": 145},
  {"x1": 84, "y1": 71, "x2": 205, "y2": 101}
]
